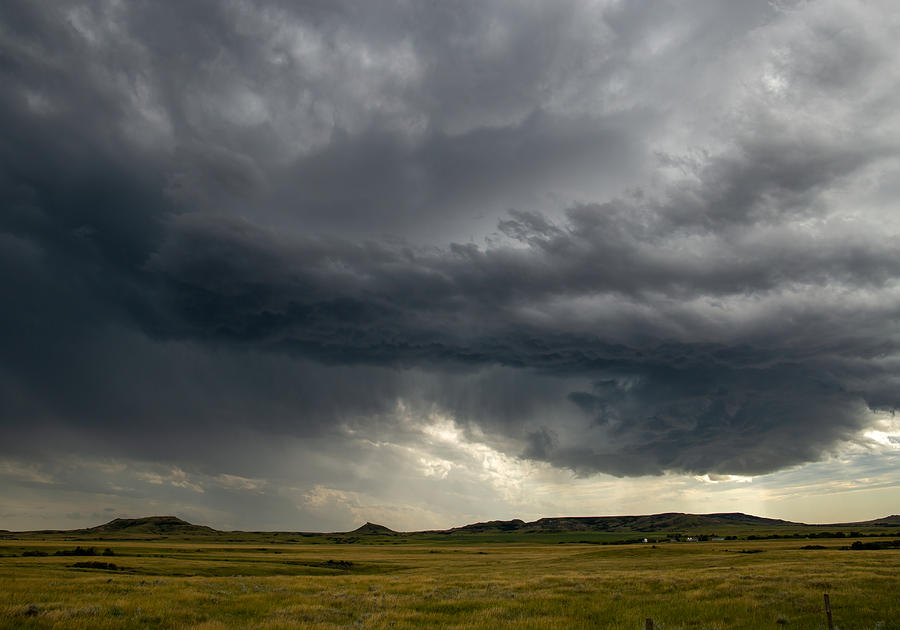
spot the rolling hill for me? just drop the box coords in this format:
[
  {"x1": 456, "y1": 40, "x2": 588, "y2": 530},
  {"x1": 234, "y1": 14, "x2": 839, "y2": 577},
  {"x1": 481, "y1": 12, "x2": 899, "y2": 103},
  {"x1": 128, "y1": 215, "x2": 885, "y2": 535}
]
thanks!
[{"x1": 834, "y1": 514, "x2": 900, "y2": 527}]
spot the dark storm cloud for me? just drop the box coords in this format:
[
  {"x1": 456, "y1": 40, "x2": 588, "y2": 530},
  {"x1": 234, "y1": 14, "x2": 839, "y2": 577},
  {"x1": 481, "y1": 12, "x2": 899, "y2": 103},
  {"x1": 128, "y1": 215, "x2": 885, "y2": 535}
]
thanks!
[
  {"x1": 2, "y1": 0, "x2": 899, "y2": 481},
  {"x1": 137, "y1": 202, "x2": 895, "y2": 476},
  {"x1": 267, "y1": 109, "x2": 647, "y2": 238}
]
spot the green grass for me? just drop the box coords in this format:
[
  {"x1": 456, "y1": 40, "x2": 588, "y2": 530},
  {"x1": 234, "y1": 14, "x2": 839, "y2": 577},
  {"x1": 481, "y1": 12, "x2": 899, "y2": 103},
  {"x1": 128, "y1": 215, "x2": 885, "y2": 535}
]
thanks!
[{"x1": 1, "y1": 538, "x2": 898, "y2": 629}]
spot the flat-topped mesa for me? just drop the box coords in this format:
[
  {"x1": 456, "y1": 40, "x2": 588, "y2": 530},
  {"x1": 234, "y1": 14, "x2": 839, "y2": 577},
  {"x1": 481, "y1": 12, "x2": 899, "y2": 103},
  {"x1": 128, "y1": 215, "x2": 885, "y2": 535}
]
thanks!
[
  {"x1": 449, "y1": 519, "x2": 527, "y2": 533},
  {"x1": 87, "y1": 516, "x2": 218, "y2": 535},
  {"x1": 445, "y1": 513, "x2": 801, "y2": 534},
  {"x1": 94, "y1": 516, "x2": 188, "y2": 529}
]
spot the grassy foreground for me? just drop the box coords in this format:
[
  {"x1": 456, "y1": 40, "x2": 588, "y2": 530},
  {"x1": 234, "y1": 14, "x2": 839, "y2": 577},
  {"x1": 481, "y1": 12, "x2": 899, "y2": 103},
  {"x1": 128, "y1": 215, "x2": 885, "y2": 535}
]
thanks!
[{"x1": 1, "y1": 538, "x2": 898, "y2": 629}]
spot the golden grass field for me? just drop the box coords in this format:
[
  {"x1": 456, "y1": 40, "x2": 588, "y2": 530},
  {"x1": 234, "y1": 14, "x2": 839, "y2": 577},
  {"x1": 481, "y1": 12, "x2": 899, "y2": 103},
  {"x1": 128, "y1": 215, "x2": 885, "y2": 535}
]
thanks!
[{"x1": 1, "y1": 537, "x2": 898, "y2": 629}]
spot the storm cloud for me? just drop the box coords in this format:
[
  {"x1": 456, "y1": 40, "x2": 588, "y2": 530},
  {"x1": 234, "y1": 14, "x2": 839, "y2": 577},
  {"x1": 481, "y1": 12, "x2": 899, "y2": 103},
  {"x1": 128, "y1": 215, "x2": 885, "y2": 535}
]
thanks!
[{"x1": 2, "y1": 0, "x2": 900, "y2": 521}]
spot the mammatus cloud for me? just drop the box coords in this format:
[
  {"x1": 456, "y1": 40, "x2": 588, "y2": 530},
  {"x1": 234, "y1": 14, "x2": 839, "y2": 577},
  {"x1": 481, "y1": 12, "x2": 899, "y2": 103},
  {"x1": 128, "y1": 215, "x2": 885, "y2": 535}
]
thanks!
[{"x1": 2, "y1": 0, "x2": 900, "y2": 528}]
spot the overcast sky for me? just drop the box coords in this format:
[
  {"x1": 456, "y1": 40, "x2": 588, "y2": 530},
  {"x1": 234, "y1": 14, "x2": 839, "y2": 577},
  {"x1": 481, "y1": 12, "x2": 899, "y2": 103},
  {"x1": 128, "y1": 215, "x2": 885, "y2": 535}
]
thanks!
[{"x1": 2, "y1": 0, "x2": 900, "y2": 532}]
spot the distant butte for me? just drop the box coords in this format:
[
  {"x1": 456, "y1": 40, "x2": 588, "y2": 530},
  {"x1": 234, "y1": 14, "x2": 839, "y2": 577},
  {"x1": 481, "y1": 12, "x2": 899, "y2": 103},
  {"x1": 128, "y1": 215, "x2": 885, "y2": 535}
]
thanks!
[
  {"x1": 3, "y1": 512, "x2": 898, "y2": 536},
  {"x1": 347, "y1": 522, "x2": 398, "y2": 535}
]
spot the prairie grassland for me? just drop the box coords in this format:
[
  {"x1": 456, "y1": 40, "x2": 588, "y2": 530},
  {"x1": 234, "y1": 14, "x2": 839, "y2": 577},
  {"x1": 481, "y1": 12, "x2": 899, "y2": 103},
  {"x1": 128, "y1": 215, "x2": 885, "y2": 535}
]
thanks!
[{"x1": 1, "y1": 538, "x2": 897, "y2": 629}]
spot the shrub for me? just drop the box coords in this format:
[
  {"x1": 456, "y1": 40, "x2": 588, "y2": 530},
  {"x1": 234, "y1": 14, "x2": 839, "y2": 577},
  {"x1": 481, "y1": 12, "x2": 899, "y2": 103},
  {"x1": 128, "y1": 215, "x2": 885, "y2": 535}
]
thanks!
[
  {"x1": 70, "y1": 561, "x2": 119, "y2": 570},
  {"x1": 55, "y1": 546, "x2": 97, "y2": 557},
  {"x1": 850, "y1": 540, "x2": 900, "y2": 550}
]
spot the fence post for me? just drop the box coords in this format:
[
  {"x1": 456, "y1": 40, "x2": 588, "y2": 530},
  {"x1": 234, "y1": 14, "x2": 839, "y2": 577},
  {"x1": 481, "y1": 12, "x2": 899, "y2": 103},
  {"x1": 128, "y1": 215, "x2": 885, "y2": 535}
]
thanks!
[
  {"x1": 645, "y1": 619, "x2": 654, "y2": 630},
  {"x1": 824, "y1": 593, "x2": 834, "y2": 630}
]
